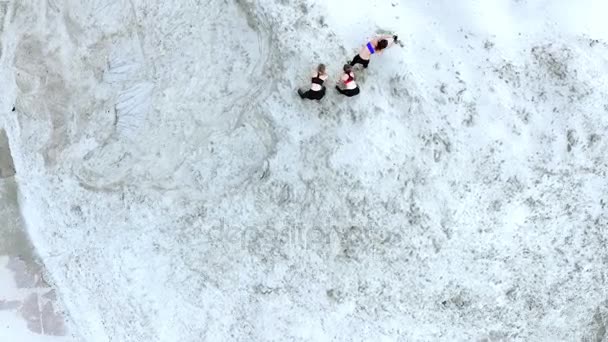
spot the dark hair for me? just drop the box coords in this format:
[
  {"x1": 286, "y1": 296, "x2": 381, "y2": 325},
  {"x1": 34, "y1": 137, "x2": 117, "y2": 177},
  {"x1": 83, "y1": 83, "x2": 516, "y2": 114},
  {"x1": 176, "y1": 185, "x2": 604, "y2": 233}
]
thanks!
[
  {"x1": 317, "y1": 63, "x2": 326, "y2": 74},
  {"x1": 377, "y1": 39, "x2": 389, "y2": 50},
  {"x1": 343, "y1": 64, "x2": 352, "y2": 73}
]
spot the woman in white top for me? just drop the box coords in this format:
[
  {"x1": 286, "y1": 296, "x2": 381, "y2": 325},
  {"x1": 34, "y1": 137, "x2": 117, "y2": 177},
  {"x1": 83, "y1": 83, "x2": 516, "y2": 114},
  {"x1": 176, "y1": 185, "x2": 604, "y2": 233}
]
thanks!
[
  {"x1": 350, "y1": 34, "x2": 398, "y2": 68},
  {"x1": 298, "y1": 64, "x2": 329, "y2": 100},
  {"x1": 335, "y1": 64, "x2": 360, "y2": 97}
]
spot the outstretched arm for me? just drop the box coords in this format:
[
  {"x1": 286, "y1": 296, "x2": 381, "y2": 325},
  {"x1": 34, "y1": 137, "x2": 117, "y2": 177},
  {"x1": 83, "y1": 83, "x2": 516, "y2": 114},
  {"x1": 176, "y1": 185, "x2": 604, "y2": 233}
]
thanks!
[{"x1": 379, "y1": 34, "x2": 400, "y2": 45}]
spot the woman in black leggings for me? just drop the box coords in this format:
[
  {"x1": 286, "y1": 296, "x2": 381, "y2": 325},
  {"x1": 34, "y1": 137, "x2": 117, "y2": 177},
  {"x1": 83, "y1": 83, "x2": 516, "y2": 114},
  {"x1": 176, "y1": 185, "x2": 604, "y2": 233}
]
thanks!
[
  {"x1": 350, "y1": 34, "x2": 398, "y2": 68},
  {"x1": 335, "y1": 64, "x2": 360, "y2": 97},
  {"x1": 298, "y1": 64, "x2": 328, "y2": 100}
]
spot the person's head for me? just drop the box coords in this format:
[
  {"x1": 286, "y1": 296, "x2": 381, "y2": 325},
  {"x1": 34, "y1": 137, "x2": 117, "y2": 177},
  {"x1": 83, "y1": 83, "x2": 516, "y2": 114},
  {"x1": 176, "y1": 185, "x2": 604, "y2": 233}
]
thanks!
[
  {"x1": 377, "y1": 39, "x2": 389, "y2": 51},
  {"x1": 343, "y1": 64, "x2": 352, "y2": 74},
  {"x1": 317, "y1": 63, "x2": 326, "y2": 74}
]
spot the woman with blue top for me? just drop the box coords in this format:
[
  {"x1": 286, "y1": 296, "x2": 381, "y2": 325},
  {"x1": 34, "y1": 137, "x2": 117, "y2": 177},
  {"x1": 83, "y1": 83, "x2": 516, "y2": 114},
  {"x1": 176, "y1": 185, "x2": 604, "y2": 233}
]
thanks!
[{"x1": 350, "y1": 34, "x2": 398, "y2": 68}]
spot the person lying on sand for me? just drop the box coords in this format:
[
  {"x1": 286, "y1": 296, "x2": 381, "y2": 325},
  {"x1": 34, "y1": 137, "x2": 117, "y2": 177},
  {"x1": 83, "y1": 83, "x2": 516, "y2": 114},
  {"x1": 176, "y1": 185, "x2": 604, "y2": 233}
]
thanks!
[
  {"x1": 350, "y1": 34, "x2": 399, "y2": 68},
  {"x1": 298, "y1": 63, "x2": 329, "y2": 100},
  {"x1": 335, "y1": 64, "x2": 360, "y2": 97}
]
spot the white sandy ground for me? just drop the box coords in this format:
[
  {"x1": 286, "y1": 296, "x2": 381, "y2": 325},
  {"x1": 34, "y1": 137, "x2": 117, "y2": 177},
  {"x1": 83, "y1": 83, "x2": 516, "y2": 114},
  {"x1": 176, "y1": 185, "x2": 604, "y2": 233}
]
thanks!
[{"x1": 1, "y1": 0, "x2": 608, "y2": 341}]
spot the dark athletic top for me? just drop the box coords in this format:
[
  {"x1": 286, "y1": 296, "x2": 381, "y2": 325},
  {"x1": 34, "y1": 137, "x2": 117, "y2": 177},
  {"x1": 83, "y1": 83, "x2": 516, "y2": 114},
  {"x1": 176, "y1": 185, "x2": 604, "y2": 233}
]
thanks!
[{"x1": 312, "y1": 73, "x2": 325, "y2": 86}]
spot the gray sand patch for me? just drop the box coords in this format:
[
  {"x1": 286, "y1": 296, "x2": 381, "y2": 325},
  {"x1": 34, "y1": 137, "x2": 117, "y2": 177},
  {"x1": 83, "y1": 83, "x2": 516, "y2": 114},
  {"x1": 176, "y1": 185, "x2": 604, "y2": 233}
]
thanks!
[{"x1": 0, "y1": 129, "x2": 16, "y2": 178}]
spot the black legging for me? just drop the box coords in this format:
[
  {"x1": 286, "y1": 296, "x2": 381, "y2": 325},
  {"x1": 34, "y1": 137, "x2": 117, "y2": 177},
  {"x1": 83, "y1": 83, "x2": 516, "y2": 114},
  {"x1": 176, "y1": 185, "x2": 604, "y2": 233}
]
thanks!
[
  {"x1": 335, "y1": 86, "x2": 360, "y2": 97},
  {"x1": 350, "y1": 54, "x2": 370, "y2": 68},
  {"x1": 298, "y1": 87, "x2": 326, "y2": 100}
]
